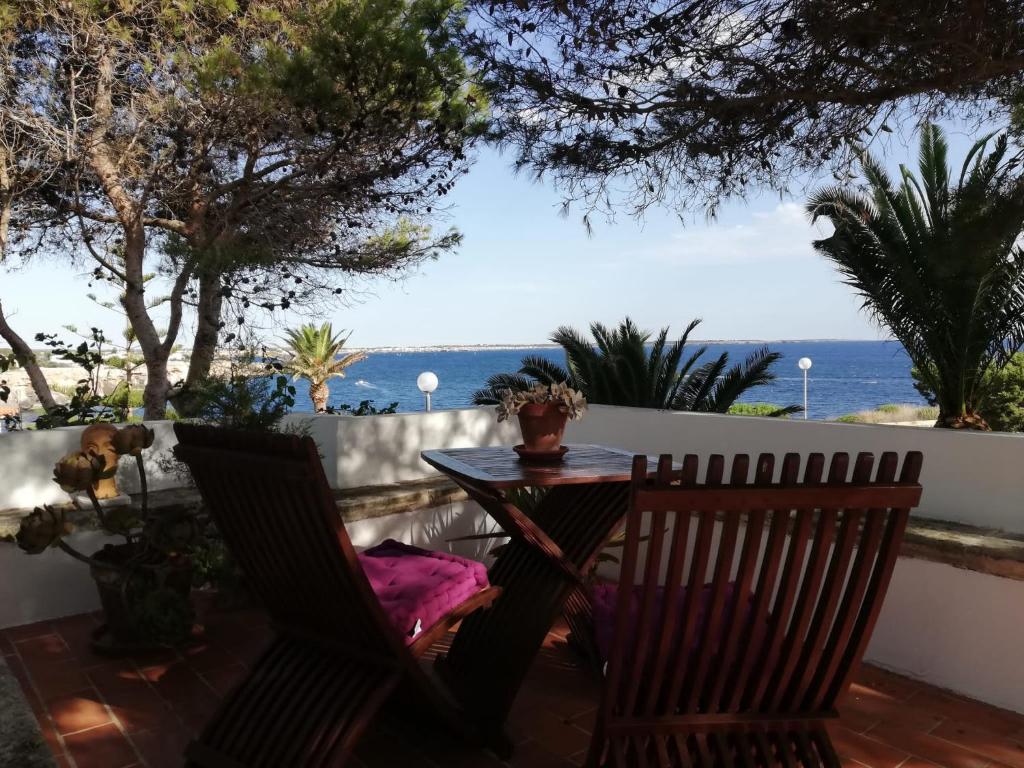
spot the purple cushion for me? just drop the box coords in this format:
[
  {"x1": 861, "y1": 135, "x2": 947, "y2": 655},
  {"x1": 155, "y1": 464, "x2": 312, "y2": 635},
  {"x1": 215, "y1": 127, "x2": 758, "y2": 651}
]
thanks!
[
  {"x1": 591, "y1": 581, "x2": 753, "y2": 664},
  {"x1": 358, "y1": 539, "x2": 489, "y2": 644}
]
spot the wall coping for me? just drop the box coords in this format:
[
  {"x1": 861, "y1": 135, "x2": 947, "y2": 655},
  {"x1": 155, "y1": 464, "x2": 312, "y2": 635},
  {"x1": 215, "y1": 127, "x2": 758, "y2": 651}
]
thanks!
[
  {"x1": 2, "y1": 478, "x2": 1021, "y2": 582},
  {"x1": 0, "y1": 476, "x2": 467, "y2": 538}
]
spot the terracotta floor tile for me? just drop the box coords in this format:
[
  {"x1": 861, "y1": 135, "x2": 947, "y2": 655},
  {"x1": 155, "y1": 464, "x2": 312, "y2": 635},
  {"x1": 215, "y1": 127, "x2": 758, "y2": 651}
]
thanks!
[
  {"x1": 171, "y1": 690, "x2": 222, "y2": 734},
  {"x1": 90, "y1": 668, "x2": 177, "y2": 734},
  {"x1": 130, "y1": 724, "x2": 193, "y2": 768},
  {"x1": 29, "y1": 658, "x2": 92, "y2": 698},
  {"x1": 841, "y1": 683, "x2": 945, "y2": 734},
  {"x1": 51, "y1": 613, "x2": 101, "y2": 637},
  {"x1": 4, "y1": 620, "x2": 55, "y2": 642},
  {"x1": 124, "y1": 646, "x2": 181, "y2": 670},
  {"x1": 139, "y1": 659, "x2": 215, "y2": 703},
  {"x1": 354, "y1": 730, "x2": 441, "y2": 767},
  {"x1": 16, "y1": 610, "x2": 1024, "y2": 768},
  {"x1": 506, "y1": 739, "x2": 578, "y2": 768},
  {"x1": 46, "y1": 687, "x2": 114, "y2": 735},
  {"x1": 56, "y1": 626, "x2": 113, "y2": 670},
  {"x1": 853, "y1": 664, "x2": 923, "y2": 703},
  {"x1": 63, "y1": 722, "x2": 139, "y2": 768},
  {"x1": 931, "y1": 719, "x2": 1024, "y2": 768},
  {"x1": 517, "y1": 682, "x2": 597, "y2": 726},
  {"x1": 198, "y1": 661, "x2": 247, "y2": 697},
  {"x1": 827, "y1": 724, "x2": 911, "y2": 768},
  {"x1": 219, "y1": 633, "x2": 272, "y2": 667},
  {"x1": 15, "y1": 633, "x2": 74, "y2": 668},
  {"x1": 909, "y1": 689, "x2": 1024, "y2": 737},
  {"x1": 33, "y1": 707, "x2": 65, "y2": 758},
  {"x1": 5, "y1": 653, "x2": 45, "y2": 713},
  {"x1": 181, "y1": 641, "x2": 239, "y2": 673},
  {"x1": 866, "y1": 723, "x2": 993, "y2": 768},
  {"x1": 509, "y1": 706, "x2": 591, "y2": 759}
]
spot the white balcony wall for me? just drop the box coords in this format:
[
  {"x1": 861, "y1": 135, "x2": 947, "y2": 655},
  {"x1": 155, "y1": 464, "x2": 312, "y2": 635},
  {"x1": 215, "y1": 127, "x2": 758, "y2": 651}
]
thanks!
[
  {"x1": 2, "y1": 406, "x2": 1022, "y2": 531},
  {"x1": 2, "y1": 407, "x2": 1024, "y2": 712},
  {"x1": 567, "y1": 405, "x2": 1024, "y2": 534},
  {"x1": 0, "y1": 421, "x2": 183, "y2": 512}
]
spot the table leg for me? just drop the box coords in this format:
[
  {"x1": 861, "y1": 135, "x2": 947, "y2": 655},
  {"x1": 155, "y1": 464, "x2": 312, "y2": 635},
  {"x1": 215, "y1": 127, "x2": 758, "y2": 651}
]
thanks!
[{"x1": 439, "y1": 482, "x2": 629, "y2": 750}]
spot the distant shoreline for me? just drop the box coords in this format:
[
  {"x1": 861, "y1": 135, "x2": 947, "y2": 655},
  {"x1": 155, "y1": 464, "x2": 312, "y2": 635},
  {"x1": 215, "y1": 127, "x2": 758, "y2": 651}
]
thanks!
[
  {"x1": 347, "y1": 339, "x2": 898, "y2": 353},
  {"x1": 4, "y1": 339, "x2": 899, "y2": 357}
]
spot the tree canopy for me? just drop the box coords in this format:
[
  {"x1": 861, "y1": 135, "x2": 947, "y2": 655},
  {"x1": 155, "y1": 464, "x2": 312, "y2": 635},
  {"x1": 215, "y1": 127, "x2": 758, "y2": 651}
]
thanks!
[
  {"x1": 474, "y1": 317, "x2": 799, "y2": 414},
  {"x1": 808, "y1": 124, "x2": 1024, "y2": 429},
  {"x1": 462, "y1": 0, "x2": 1024, "y2": 218},
  {"x1": 0, "y1": 0, "x2": 486, "y2": 416}
]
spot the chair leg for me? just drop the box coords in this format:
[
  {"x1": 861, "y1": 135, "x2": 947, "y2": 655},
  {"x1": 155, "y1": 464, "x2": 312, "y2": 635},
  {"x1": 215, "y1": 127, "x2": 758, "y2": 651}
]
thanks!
[
  {"x1": 583, "y1": 723, "x2": 607, "y2": 768},
  {"x1": 186, "y1": 635, "x2": 402, "y2": 767}
]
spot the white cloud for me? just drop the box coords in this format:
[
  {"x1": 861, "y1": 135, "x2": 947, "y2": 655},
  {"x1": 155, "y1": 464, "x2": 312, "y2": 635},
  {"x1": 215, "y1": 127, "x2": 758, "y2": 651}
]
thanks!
[{"x1": 652, "y1": 202, "x2": 835, "y2": 265}]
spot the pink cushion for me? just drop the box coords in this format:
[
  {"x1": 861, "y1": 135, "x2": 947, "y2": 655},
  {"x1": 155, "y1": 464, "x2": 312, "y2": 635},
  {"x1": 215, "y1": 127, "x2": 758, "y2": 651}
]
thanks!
[
  {"x1": 591, "y1": 581, "x2": 752, "y2": 663},
  {"x1": 358, "y1": 539, "x2": 489, "y2": 644}
]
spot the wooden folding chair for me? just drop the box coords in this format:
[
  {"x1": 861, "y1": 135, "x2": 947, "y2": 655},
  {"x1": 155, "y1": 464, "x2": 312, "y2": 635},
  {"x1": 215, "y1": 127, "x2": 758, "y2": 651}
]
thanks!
[
  {"x1": 586, "y1": 450, "x2": 923, "y2": 767},
  {"x1": 173, "y1": 424, "x2": 501, "y2": 767}
]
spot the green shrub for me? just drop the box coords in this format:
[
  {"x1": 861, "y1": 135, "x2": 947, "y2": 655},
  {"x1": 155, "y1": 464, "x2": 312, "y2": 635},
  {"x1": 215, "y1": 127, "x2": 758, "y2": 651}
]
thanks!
[
  {"x1": 52, "y1": 381, "x2": 144, "y2": 414},
  {"x1": 914, "y1": 353, "x2": 1024, "y2": 432},
  {"x1": 727, "y1": 403, "x2": 794, "y2": 418},
  {"x1": 980, "y1": 355, "x2": 1024, "y2": 432},
  {"x1": 325, "y1": 399, "x2": 399, "y2": 416},
  {"x1": 834, "y1": 404, "x2": 939, "y2": 424}
]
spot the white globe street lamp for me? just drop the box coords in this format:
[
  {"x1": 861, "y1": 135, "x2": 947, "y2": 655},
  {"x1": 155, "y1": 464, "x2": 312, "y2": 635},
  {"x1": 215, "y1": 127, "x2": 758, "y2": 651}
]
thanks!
[
  {"x1": 798, "y1": 357, "x2": 812, "y2": 419},
  {"x1": 417, "y1": 371, "x2": 439, "y2": 412}
]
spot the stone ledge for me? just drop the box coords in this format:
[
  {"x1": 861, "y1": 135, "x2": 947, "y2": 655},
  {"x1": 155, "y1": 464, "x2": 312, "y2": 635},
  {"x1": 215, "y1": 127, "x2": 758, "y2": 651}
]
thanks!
[
  {"x1": 3, "y1": 481, "x2": 1022, "y2": 582},
  {"x1": 0, "y1": 476, "x2": 467, "y2": 538},
  {"x1": 902, "y1": 518, "x2": 1024, "y2": 581},
  {"x1": 334, "y1": 477, "x2": 466, "y2": 523}
]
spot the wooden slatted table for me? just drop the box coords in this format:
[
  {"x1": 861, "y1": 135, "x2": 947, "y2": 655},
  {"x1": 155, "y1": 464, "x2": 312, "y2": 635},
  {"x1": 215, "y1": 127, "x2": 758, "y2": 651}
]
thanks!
[{"x1": 421, "y1": 444, "x2": 657, "y2": 755}]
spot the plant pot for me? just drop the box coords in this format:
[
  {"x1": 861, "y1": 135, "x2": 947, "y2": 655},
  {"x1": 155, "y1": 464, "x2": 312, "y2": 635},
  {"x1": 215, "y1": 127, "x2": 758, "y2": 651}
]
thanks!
[
  {"x1": 89, "y1": 543, "x2": 194, "y2": 654},
  {"x1": 517, "y1": 402, "x2": 569, "y2": 453}
]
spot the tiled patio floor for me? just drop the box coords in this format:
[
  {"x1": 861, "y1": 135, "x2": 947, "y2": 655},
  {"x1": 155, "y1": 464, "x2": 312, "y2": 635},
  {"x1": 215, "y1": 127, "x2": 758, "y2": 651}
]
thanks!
[{"x1": 5, "y1": 602, "x2": 1024, "y2": 768}]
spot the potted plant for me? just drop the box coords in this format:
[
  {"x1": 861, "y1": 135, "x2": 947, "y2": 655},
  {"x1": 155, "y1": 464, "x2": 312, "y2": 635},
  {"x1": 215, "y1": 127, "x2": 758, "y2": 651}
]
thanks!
[
  {"x1": 15, "y1": 425, "x2": 199, "y2": 653},
  {"x1": 496, "y1": 382, "x2": 586, "y2": 460}
]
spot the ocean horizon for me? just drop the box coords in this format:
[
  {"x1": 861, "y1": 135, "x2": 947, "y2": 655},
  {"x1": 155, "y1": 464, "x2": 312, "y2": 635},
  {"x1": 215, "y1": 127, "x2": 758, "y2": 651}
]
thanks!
[{"x1": 292, "y1": 339, "x2": 925, "y2": 421}]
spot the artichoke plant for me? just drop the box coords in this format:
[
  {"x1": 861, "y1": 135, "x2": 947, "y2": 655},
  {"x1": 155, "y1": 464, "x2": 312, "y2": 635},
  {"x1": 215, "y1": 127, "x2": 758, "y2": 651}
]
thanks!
[
  {"x1": 15, "y1": 506, "x2": 73, "y2": 554},
  {"x1": 112, "y1": 424, "x2": 155, "y2": 456},
  {"x1": 15, "y1": 423, "x2": 197, "y2": 647},
  {"x1": 52, "y1": 451, "x2": 105, "y2": 493}
]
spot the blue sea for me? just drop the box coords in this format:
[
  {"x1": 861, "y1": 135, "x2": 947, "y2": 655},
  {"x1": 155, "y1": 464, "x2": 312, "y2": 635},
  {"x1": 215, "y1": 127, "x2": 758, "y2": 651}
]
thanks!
[{"x1": 294, "y1": 340, "x2": 925, "y2": 421}]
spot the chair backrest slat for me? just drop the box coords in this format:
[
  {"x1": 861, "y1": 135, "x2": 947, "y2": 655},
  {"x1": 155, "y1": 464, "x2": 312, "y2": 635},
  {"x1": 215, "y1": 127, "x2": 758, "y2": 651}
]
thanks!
[
  {"x1": 601, "y1": 449, "x2": 923, "y2": 732},
  {"x1": 173, "y1": 423, "x2": 400, "y2": 656}
]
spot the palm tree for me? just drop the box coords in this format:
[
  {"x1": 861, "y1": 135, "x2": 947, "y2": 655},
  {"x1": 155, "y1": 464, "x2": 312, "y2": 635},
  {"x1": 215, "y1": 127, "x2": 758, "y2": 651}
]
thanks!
[
  {"x1": 473, "y1": 317, "x2": 799, "y2": 415},
  {"x1": 807, "y1": 124, "x2": 1024, "y2": 429},
  {"x1": 283, "y1": 323, "x2": 368, "y2": 413}
]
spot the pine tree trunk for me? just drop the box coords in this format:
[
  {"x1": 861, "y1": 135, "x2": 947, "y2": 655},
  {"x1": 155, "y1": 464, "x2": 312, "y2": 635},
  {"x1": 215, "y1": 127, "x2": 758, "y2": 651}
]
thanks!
[
  {"x1": 170, "y1": 270, "x2": 223, "y2": 418},
  {"x1": 0, "y1": 146, "x2": 12, "y2": 258},
  {"x1": 0, "y1": 300, "x2": 58, "y2": 412}
]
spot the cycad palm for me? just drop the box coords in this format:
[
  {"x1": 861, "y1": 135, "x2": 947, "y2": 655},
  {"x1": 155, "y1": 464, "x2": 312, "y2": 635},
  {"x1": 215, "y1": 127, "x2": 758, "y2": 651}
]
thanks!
[
  {"x1": 807, "y1": 124, "x2": 1024, "y2": 429},
  {"x1": 473, "y1": 317, "x2": 798, "y2": 415},
  {"x1": 283, "y1": 323, "x2": 367, "y2": 413}
]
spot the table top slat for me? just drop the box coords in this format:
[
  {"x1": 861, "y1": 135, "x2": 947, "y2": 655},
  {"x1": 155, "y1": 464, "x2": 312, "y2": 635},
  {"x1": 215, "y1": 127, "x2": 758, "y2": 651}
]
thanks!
[{"x1": 421, "y1": 444, "x2": 644, "y2": 489}]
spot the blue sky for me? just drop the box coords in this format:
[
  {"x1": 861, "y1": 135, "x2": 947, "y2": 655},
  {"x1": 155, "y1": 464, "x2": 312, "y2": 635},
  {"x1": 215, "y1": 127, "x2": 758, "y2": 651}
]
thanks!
[{"x1": 0, "y1": 119, "x2": 998, "y2": 348}]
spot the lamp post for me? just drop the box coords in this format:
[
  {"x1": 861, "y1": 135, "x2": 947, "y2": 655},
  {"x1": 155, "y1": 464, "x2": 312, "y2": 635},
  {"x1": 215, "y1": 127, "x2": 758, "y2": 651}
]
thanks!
[
  {"x1": 798, "y1": 357, "x2": 812, "y2": 419},
  {"x1": 417, "y1": 371, "x2": 438, "y2": 412}
]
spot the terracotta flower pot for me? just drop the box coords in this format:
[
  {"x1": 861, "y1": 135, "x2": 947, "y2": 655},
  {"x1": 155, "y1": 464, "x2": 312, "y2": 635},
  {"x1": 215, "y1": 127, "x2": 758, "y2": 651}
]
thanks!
[{"x1": 517, "y1": 402, "x2": 569, "y2": 452}]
